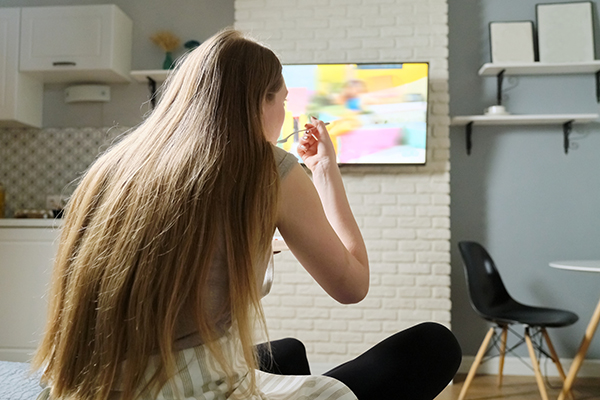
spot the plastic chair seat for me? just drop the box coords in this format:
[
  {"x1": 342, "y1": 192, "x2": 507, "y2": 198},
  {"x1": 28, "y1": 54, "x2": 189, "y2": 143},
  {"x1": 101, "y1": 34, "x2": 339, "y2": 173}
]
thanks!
[{"x1": 480, "y1": 302, "x2": 579, "y2": 327}]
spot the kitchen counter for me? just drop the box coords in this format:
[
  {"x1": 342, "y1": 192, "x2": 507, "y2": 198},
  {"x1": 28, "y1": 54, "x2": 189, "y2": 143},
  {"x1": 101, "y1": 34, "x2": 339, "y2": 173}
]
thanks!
[
  {"x1": 0, "y1": 219, "x2": 61, "y2": 361},
  {"x1": 0, "y1": 218, "x2": 63, "y2": 228}
]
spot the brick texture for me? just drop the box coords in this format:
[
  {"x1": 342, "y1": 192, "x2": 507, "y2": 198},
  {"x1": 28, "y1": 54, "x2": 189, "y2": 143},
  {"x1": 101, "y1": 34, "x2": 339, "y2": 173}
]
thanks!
[{"x1": 235, "y1": 0, "x2": 450, "y2": 364}]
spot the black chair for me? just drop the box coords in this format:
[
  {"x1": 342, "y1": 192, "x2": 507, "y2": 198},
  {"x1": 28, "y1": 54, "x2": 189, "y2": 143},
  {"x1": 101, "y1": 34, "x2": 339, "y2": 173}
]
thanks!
[{"x1": 457, "y1": 241, "x2": 578, "y2": 400}]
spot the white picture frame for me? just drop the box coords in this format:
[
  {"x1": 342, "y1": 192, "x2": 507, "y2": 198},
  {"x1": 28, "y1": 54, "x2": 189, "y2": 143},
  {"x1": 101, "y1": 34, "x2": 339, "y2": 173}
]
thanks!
[
  {"x1": 536, "y1": 2, "x2": 595, "y2": 63},
  {"x1": 489, "y1": 21, "x2": 535, "y2": 63}
]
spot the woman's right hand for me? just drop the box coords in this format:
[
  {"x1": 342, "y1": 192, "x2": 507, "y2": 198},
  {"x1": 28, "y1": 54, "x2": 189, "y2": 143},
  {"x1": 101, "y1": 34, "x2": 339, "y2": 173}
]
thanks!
[
  {"x1": 277, "y1": 118, "x2": 369, "y2": 305},
  {"x1": 296, "y1": 117, "x2": 337, "y2": 172}
]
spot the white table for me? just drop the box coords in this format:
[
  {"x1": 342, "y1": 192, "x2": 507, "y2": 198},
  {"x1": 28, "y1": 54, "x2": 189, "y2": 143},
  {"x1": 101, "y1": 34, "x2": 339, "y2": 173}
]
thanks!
[{"x1": 549, "y1": 260, "x2": 600, "y2": 400}]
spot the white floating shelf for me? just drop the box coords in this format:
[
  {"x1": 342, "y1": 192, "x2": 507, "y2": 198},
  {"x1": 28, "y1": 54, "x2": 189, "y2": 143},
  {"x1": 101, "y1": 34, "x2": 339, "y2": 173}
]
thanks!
[
  {"x1": 130, "y1": 70, "x2": 170, "y2": 83},
  {"x1": 451, "y1": 113, "x2": 598, "y2": 126},
  {"x1": 479, "y1": 61, "x2": 600, "y2": 76},
  {"x1": 131, "y1": 70, "x2": 171, "y2": 108},
  {"x1": 451, "y1": 114, "x2": 599, "y2": 155}
]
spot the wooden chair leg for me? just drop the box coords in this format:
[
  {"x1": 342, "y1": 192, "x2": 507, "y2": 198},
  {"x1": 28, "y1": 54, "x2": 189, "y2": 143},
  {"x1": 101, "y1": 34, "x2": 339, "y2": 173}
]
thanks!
[
  {"x1": 541, "y1": 328, "x2": 573, "y2": 400},
  {"x1": 525, "y1": 327, "x2": 549, "y2": 400},
  {"x1": 541, "y1": 328, "x2": 567, "y2": 380},
  {"x1": 497, "y1": 325, "x2": 508, "y2": 387},
  {"x1": 458, "y1": 327, "x2": 495, "y2": 400}
]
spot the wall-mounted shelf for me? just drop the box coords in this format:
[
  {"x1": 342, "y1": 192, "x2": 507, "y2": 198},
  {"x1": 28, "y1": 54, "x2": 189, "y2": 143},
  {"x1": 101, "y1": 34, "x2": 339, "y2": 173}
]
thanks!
[
  {"x1": 479, "y1": 61, "x2": 600, "y2": 76},
  {"x1": 451, "y1": 114, "x2": 598, "y2": 155},
  {"x1": 130, "y1": 70, "x2": 169, "y2": 83},
  {"x1": 479, "y1": 61, "x2": 600, "y2": 103},
  {"x1": 131, "y1": 70, "x2": 169, "y2": 108}
]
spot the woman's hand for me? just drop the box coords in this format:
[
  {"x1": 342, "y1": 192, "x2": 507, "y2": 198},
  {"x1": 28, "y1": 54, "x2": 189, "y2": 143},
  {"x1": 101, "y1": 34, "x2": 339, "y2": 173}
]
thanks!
[
  {"x1": 277, "y1": 117, "x2": 369, "y2": 305},
  {"x1": 296, "y1": 117, "x2": 337, "y2": 172}
]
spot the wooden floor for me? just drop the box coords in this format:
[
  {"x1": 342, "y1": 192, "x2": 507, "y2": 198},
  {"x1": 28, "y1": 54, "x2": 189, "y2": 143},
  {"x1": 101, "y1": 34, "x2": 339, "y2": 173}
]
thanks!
[{"x1": 436, "y1": 374, "x2": 600, "y2": 400}]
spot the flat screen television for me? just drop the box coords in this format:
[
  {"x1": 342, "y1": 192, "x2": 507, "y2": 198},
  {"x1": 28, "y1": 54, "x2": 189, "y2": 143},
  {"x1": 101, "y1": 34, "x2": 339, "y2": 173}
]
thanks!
[{"x1": 277, "y1": 62, "x2": 429, "y2": 165}]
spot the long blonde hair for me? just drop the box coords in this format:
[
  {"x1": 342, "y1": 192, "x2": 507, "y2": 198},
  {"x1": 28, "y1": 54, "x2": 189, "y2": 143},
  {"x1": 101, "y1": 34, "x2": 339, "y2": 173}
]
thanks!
[{"x1": 33, "y1": 29, "x2": 282, "y2": 400}]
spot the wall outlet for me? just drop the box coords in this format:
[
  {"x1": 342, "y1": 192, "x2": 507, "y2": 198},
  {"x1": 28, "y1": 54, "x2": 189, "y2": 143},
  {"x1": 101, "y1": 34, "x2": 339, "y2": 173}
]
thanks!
[{"x1": 46, "y1": 195, "x2": 62, "y2": 209}]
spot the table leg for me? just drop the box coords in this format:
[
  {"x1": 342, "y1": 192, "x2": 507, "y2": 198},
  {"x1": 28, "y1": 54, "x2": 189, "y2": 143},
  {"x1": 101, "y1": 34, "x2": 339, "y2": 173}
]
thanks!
[{"x1": 558, "y1": 297, "x2": 600, "y2": 400}]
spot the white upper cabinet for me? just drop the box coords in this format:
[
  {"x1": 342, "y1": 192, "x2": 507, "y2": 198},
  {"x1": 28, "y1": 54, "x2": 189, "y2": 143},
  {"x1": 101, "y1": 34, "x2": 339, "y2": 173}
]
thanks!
[
  {"x1": 19, "y1": 5, "x2": 133, "y2": 83},
  {"x1": 0, "y1": 8, "x2": 43, "y2": 128}
]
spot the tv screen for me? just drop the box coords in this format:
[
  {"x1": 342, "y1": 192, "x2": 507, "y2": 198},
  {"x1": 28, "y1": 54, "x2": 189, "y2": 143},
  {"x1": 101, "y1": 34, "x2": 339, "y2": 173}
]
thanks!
[{"x1": 277, "y1": 62, "x2": 429, "y2": 165}]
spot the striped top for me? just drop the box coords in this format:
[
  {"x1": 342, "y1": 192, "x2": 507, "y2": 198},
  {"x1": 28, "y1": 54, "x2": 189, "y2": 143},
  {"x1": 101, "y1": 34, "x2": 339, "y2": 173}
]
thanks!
[{"x1": 36, "y1": 333, "x2": 357, "y2": 400}]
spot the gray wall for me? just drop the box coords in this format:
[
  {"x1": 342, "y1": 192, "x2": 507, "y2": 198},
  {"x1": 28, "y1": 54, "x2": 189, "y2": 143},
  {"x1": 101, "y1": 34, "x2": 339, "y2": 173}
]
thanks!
[
  {"x1": 449, "y1": 0, "x2": 600, "y2": 359},
  {"x1": 4, "y1": 0, "x2": 234, "y2": 128}
]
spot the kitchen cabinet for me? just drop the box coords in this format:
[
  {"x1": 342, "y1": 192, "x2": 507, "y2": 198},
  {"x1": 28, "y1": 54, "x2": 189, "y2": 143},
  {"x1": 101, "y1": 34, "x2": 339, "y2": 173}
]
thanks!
[
  {"x1": 0, "y1": 220, "x2": 61, "y2": 362},
  {"x1": 19, "y1": 5, "x2": 133, "y2": 83},
  {"x1": 0, "y1": 8, "x2": 43, "y2": 128}
]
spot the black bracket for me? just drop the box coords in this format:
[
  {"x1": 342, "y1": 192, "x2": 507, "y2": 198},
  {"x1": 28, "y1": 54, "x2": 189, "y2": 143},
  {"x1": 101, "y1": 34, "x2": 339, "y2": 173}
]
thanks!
[
  {"x1": 596, "y1": 71, "x2": 600, "y2": 103},
  {"x1": 466, "y1": 121, "x2": 473, "y2": 155},
  {"x1": 563, "y1": 120, "x2": 573, "y2": 154},
  {"x1": 496, "y1": 69, "x2": 505, "y2": 105},
  {"x1": 146, "y1": 77, "x2": 157, "y2": 109},
  {"x1": 463, "y1": 120, "x2": 575, "y2": 155}
]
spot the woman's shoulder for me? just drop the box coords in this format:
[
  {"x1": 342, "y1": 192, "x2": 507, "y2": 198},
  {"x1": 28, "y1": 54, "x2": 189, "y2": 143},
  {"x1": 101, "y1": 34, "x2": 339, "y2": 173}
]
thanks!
[{"x1": 272, "y1": 145, "x2": 298, "y2": 180}]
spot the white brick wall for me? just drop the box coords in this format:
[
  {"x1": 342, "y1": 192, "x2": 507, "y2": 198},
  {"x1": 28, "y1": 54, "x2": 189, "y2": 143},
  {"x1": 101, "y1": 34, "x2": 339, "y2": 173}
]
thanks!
[{"x1": 235, "y1": 0, "x2": 451, "y2": 365}]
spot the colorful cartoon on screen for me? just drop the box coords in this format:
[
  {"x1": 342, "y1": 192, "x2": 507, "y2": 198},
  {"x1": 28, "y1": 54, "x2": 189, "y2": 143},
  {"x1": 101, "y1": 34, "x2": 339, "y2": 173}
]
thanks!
[{"x1": 277, "y1": 63, "x2": 429, "y2": 164}]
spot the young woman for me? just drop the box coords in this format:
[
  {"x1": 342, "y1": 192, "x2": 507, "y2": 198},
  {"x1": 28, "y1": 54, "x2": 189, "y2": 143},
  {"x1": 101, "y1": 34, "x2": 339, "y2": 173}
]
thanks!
[{"x1": 33, "y1": 29, "x2": 460, "y2": 400}]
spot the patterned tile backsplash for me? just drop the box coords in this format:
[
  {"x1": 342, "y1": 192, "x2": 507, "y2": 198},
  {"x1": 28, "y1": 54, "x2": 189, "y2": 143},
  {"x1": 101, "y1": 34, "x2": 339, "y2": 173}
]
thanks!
[{"x1": 0, "y1": 126, "x2": 129, "y2": 216}]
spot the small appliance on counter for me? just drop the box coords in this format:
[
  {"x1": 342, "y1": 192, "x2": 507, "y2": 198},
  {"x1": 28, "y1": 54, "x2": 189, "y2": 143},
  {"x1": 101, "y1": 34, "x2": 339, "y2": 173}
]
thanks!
[{"x1": 14, "y1": 209, "x2": 62, "y2": 219}]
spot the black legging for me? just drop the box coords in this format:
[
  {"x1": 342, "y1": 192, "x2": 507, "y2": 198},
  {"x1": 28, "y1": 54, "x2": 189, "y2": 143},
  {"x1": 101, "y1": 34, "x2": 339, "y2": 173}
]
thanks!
[{"x1": 257, "y1": 322, "x2": 462, "y2": 400}]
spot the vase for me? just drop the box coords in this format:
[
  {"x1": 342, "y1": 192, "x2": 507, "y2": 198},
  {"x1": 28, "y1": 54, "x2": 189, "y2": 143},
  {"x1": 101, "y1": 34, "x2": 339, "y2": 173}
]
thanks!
[{"x1": 162, "y1": 52, "x2": 174, "y2": 69}]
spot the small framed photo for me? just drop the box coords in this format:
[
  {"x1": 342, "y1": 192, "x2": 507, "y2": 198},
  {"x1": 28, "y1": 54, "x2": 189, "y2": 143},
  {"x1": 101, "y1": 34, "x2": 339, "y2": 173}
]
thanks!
[
  {"x1": 536, "y1": 2, "x2": 595, "y2": 63},
  {"x1": 489, "y1": 21, "x2": 535, "y2": 63}
]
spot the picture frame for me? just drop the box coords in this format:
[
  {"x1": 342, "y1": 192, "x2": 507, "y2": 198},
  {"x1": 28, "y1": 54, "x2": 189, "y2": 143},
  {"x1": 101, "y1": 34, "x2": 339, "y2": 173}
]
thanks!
[
  {"x1": 536, "y1": 1, "x2": 595, "y2": 63},
  {"x1": 489, "y1": 21, "x2": 535, "y2": 63}
]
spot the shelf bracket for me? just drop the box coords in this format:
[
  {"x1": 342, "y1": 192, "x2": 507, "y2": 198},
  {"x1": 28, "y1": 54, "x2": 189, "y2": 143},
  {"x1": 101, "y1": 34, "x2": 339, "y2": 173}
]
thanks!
[
  {"x1": 146, "y1": 77, "x2": 157, "y2": 109},
  {"x1": 466, "y1": 121, "x2": 473, "y2": 155},
  {"x1": 596, "y1": 71, "x2": 600, "y2": 103},
  {"x1": 563, "y1": 120, "x2": 573, "y2": 154},
  {"x1": 496, "y1": 69, "x2": 505, "y2": 105}
]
